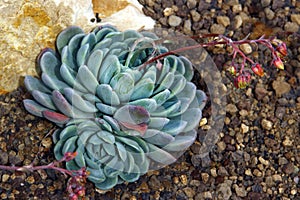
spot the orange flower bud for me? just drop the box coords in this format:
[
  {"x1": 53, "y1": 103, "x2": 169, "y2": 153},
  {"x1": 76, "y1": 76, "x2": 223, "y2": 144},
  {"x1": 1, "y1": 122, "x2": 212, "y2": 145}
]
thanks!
[
  {"x1": 276, "y1": 42, "x2": 287, "y2": 57},
  {"x1": 64, "y1": 152, "x2": 78, "y2": 162},
  {"x1": 273, "y1": 58, "x2": 284, "y2": 70},
  {"x1": 251, "y1": 63, "x2": 264, "y2": 77}
]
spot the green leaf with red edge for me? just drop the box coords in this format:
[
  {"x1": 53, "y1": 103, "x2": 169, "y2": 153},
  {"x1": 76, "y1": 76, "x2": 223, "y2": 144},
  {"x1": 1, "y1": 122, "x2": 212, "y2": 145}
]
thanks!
[{"x1": 42, "y1": 110, "x2": 70, "y2": 124}]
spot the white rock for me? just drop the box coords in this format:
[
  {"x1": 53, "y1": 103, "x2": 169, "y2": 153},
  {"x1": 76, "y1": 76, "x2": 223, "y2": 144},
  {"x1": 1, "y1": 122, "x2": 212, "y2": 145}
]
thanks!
[{"x1": 100, "y1": 0, "x2": 155, "y2": 30}]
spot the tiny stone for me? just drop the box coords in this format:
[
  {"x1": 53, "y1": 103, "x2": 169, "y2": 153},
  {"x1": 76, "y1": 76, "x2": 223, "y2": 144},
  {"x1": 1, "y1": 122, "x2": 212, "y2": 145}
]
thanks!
[
  {"x1": 180, "y1": 174, "x2": 188, "y2": 185},
  {"x1": 255, "y1": 86, "x2": 268, "y2": 100},
  {"x1": 0, "y1": 150, "x2": 9, "y2": 164},
  {"x1": 233, "y1": 15, "x2": 243, "y2": 29},
  {"x1": 239, "y1": 109, "x2": 248, "y2": 117},
  {"x1": 190, "y1": 179, "x2": 201, "y2": 186},
  {"x1": 183, "y1": 187, "x2": 195, "y2": 198},
  {"x1": 282, "y1": 162, "x2": 295, "y2": 174},
  {"x1": 168, "y1": 15, "x2": 182, "y2": 27},
  {"x1": 41, "y1": 137, "x2": 52, "y2": 148},
  {"x1": 261, "y1": 119, "x2": 273, "y2": 130},
  {"x1": 217, "y1": 16, "x2": 231, "y2": 27},
  {"x1": 173, "y1": 176, "x2": 179, "y2": 184},
  {"x1": 187, "y1": 0, "x2": 197, "y2": 9},
  {"x1": 234, "y1": 184, "x2": 247, "y2": 197},
  {"x1": 217, "y1": 141, "x2": 226, "y2": 151},
  {"x1": 265, "y1": 176, "x2": 274, "y2": 186},
  {"x1": 232, "y1": 4, "x2": 242, "y2": 13},
  {"x1": 264, "y1": 7, "x2": 275, "y2": 20},
  {"x1": 163, "y1": 7, "x2": 174, "y2": 17},
  {"x1": 279, "y1": 157, "x2": 288, "y2": 165},
  {"x1": 240, "y1": 43, "x2": 252, "y2": 54},
  {"x1": 226, "y1": 104, "x2": 238, "y2": 114},
  {"x1": 203, "y1": 191, "x2": 212, "y2": 199},
  {"x1": 245, "y1": 169, "x2": 252, "y2": 176},
  {"x1": 2, "y1": 174, "x2": 10, "y2": 182},
  {"x1": 282, "y1": 136, "x2": 293, "y2": 147},
  {"x1": 284, "y1": 22, "x2": 299, "y2": 33},
  {"x1": 26, "y1": 176, "x2": 35, "y2": 184},
  {"x1": 258, "y1": 156, "x2": 269, "y2": 166},
  {"x1": 211, "y1": 168, "x2": 218, "y2": 177},
  {"x1": 291, "y1": 14, "x2": 300, "y2": 25},
  {"x1": 261, "y1": 0, "x2": 271, "y2": 7},
  {"x1": 272, "y1": 80, "x2": 291, "y2": 97},
  {"x1": 253, "y1": 169, "x2": 262, "y2": 177},
  {"x1": 210, "y1": 24, "x2": 226, "y2": 34},
  {"x1": 288, "y1": 119, "x2": 296, "y2": 125},
  {"x1": 183, "y1": 20, "x2": 192, "y2": 34},
  {"x1": 190, "y1": 10, "x2": 201, "y2": 22},
  {"x1": 275, "y1": 107, "x2": 286, "y2": 119},
  {"x1": 272, "y1": 174, "x2": 282, "y2": 182},
  {"x1": 201, "y1": 172, "x2": 210, "y2": 183},
  {"x1": 199, "y1": 118, "x2": 207, "y2": 126},
  {"x1": 291, "y1": 189, "x2": 297, "y2": 195},
  {"x1": 216, "y1": 182, "x2": 232, "y2": 200}
]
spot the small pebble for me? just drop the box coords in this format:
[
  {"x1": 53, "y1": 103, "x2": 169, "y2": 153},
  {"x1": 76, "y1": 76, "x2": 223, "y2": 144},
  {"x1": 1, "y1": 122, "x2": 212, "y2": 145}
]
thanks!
[
  {"x1": 291, "y1": 14, "x2": 300, "y2": 25},
  {"x1": 233, "y1": 15, "x2": 243, "y2": 29},
  {"x1": 240, "y1": 43, "x2": 252, "y2": 54},
  {"x1": 168, "y1": 15, "x2": 182, "y2": 26},
  {"x1": 272, "y1": 174, "x2": 282, "y2": 182},
  {"x1": 201, "y1": 172, "x2": 210, "y2": 183},
  {"x1": 217, "y1": 16, "x2": 230, "y2": 27},
  {"x1": 210, "y1": 24, "x2": 226, "y2": 34},
  {"x1": 261, "y1": 119, "x2": 273, "y2": 130}
]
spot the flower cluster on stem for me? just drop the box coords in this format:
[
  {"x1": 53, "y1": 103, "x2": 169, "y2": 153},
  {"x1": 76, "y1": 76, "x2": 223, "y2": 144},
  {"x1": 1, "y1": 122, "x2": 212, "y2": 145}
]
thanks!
[
  {"x1": 144, "y1": 34, "x2": 288, "y2": 89},
  {"x1": 0, "y1": 152, "x2": 87, "y2": 200}
]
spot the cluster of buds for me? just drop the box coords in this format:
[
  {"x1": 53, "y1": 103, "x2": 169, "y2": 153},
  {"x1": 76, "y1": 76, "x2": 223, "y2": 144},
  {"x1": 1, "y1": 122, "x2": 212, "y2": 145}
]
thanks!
[
  {"x1": 233, "y1": 72, "x2": 251, "y2": 89},
  {"x1": 225, "y1": 37, "x2": 288, "y2": 89},
  {"x1": 57, "y1": 152, "x2": 89, "y2": 200},
  {"x1": 67, "y1": 167, "x2": 89, "y2": 200},
  {"x1": 271, "y1": 38, "x2": 287, "y2": 70},
  {"x1": 67, "y1": 167, "x2": 90, "y2": 200}
]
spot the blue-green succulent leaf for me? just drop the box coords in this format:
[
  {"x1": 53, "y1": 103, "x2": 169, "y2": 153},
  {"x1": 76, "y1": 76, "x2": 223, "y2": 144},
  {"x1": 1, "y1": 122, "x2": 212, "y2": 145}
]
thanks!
[
  {"x1": 95, "y1": 176, "x2": 118, "y2": 190},
  {"x1": 39, "y1": 49, "x2": 62, "y2": 80},
  {"x1": 87, "y1": 49, "x2": 103, "y2": 77},
  {"x1": 59, "y1": 125, "x2": 77, "y2": 140},
  {"x1": 23, "y1": 99, "x2": 49, "y2": 117},
  {"x1": 24, "y1": 76, "x2": 51, "y2": 93},
  {"x1": 76, "y1": 44, "x2": 90, "y2": 67},
  {"x1": 31, "y1": 90, "x2": 56, "y2": 110},
  {"x1": 87, "y1": 167, "x2": 106, "y2": 183},
  {"x1": 64, "y1": 88, "x2": 97, "y2": 112},
  {"x1": 110, "y1": 72, "x2": 135, "y2": 102},
  {"x1": 78, "y1": 65, "x2": 98, "y2": 93},
  {"x1": 96, "y1": 84, "x2": 120, "y2": 106},
  {"x1": 98, "y1": 55, "x2": 121, "y2": 84},
  {"x1": 56, "y1": 26, "x2": 84, "y2": 54}
]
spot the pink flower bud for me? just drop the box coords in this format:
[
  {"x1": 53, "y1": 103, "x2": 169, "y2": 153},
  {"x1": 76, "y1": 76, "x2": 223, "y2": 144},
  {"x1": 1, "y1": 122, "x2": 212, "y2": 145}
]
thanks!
[
  {"x1": 276, "y1": 42, "x2": 287, "y2": 57},
  {"x1": 69, "y1": 193, "x2": 78, "y2": 200},
  {"x1": 273, "y1": 58, "x2": 284, "y2": 70},
  {"x1": 251, "y1": 63, "x2": 264, "y2": 77},
  {"x1": 234, "y1": 73, "x2": 251, "y2": 89}
]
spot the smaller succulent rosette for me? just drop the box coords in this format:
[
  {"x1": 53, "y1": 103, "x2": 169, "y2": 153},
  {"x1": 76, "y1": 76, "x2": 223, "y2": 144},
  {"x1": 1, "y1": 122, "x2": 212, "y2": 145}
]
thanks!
[{"x1": 23, "y1": 26, "x2": 207, "y2": 190}]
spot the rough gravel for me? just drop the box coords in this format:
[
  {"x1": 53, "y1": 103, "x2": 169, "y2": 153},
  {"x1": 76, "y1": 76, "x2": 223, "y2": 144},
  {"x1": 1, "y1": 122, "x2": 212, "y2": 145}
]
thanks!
[{"x1": 0, "y1": 0, "x2": 300, "y2": 199}]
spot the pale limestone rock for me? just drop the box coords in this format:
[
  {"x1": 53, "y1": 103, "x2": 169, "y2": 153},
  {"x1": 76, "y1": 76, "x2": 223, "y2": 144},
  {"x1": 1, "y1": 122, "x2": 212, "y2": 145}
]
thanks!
[
  {"x1": 0, "y1": 0, "x2": 155, "y2": 93},
  {"x1": 0, "y1": 0, "x2": 95, "y2": 93},
  {"x1": 99, "y1": 0, "x2": 155, "y2": 31}
]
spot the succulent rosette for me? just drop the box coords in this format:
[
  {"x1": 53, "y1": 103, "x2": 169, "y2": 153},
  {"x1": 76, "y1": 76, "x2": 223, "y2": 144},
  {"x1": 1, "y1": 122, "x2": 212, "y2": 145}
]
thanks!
[{"x1": 23, "y1": 26, "x2": 207, "y2": 190}]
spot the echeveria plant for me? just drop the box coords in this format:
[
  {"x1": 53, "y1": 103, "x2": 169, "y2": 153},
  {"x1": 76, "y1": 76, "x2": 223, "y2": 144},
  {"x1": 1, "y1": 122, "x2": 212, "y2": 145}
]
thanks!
[{"x1": 23, "y1": 26, "x2": 207, "y2": 190}]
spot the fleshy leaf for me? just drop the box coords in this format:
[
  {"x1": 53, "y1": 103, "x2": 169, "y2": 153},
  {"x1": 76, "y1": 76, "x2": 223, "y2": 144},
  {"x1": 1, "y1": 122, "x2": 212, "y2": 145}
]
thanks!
[{"x1": 56, "y1": 26, "x2": 84, "y2": 54}]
